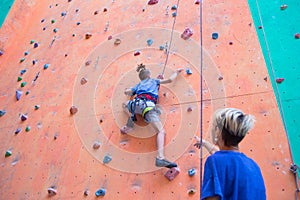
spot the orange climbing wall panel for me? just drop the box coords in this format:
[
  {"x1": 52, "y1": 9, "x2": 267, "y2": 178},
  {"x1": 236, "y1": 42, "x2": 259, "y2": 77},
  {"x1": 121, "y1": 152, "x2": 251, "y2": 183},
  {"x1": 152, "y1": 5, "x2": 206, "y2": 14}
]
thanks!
[{"x1": 0, "y1": 0, "x2": 297, "y2": 199}]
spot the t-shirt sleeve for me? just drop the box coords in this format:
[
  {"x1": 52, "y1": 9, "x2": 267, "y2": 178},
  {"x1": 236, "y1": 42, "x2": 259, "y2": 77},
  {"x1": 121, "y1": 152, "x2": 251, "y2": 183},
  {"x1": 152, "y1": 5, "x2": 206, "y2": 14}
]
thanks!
[
  {"x1": 201, "y1": 156, "x2": 223, "y2": 200},
  {"x1": 131, "y1": 84, "x2": 139, "y2": 95}
]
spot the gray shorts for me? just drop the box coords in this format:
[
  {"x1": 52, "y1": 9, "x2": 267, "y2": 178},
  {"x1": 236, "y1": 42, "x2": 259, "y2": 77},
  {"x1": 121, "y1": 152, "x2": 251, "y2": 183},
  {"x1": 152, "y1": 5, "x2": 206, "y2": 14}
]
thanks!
[{"x1": 144, "y1": 108, "x2": 161, "y2": 123}]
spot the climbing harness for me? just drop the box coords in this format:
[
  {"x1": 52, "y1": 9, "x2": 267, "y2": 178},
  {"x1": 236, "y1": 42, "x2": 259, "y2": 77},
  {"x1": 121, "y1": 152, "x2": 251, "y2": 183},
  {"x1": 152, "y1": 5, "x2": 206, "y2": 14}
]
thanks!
[{"x1": 128, "y1": 94, "x2": 157, "y2": 122}]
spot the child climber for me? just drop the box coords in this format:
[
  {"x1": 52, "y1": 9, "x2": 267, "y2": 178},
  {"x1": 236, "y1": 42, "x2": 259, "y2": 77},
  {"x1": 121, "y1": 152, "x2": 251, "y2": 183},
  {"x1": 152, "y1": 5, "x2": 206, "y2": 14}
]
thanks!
[{"x1": 121, "y1": 63, "x2": 183, "y2": 168}]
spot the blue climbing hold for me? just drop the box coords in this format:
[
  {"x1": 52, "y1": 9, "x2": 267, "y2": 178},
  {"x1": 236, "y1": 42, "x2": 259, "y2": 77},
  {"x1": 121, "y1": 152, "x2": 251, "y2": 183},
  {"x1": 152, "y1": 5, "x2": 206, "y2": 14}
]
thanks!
[
  {"x1": 0, "y1": 110, "x2": 6, "y2": 117},
  {"x1": 172, "y1": 12, "x2": 177, "y2": 17},
  {"x1": 61, "y1": 12, "x2": 67, "y2": 16},
  {"x1": 171, "y1": 5, "x2": 177, "y2": 10},
  {"x1": 53, "y1": 28, "x2": 58, "y2": 33},
  {"x1": 44, "y1": 64, "x2": 50, "y2": 70},
  {"x1": 103, "y1": 155, "x2": 112, "y2": 164},
  {"x1": 159, "y1": 45, "x2": 165, "y2": 50},
  {"x1": 212, "y1": 32, "x2": 218, "y2": 40},
  {"x1": 16, "y1": 90, "x2": 22, "y2": 101},
  {"x1": 95, "y1": 188, "x2": 106, "y2": 197},
  {"x1": 24, "y1": 51, "x2": 29, "y2": 56},
  {"x1": 188, "y1": 168, "x2": 196, "y2": 177},
  {"x1": 20, "y1": 69, "x2": 27, "y2": 75},
  {"x1": 147, "y1": 39, "x2": 153, "y2": 46},
  {"x1": 186, "y1": 68, "x2": 193, "y2": 75}
]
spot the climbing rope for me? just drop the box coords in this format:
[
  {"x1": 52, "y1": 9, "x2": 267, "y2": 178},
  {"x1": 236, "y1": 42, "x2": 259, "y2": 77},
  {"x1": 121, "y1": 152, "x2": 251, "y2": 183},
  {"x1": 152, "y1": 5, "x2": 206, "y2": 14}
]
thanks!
[
  {"x1": 254, "y1": 1, "x2": 299, "y2": 198},
  {"x1": 161, "y1": 0, "x2": 181, "y2": 76},
  {"x1": 199, "y1": 0, "x2": 204, "y2": 194}
]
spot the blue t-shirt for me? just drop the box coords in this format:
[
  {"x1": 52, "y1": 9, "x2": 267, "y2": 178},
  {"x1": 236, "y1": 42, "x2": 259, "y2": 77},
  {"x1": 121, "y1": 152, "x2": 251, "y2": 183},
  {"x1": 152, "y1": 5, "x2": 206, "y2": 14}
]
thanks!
[
  {"x1": 131, "y1": 78, "x2": 160, "y2": 99},
  {"x1": 201, "y1": 151, "x2": 266, "y2": 200}
]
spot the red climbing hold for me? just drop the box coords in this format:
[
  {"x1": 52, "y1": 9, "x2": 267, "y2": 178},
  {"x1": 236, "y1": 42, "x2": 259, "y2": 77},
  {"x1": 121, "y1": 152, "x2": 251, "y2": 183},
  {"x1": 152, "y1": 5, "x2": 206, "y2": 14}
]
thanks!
[
  {"x1": 276, "y1": 78, "x2": 284, "y2": 83},
  {"x1": 295, "y1": 33, "x2": 300, "y2": 39},
  {"x1": 195, "y1": 0, "x2": 201, "y2": 4},
  {"x1": 81, "y1": 77, "x2": 88, "y2": 85},
  {"x1": 181, "y1": 28, "x2": 193, "y2": 40},
  {"x1": 148, "y1": 0, "x2": 158, "y2": 5},
  {"x1": 164, "y1": 167, "x2": 180, "y2": 181},
  {"x1": 70, "y1": 106, "x2": 78, "y2": 115},
  {"x1": 85, "y1": 33, "x2": 92, "y2": 39},
  {"x1": 134, "y1": 51, "x2": 141, "y2": 56}
]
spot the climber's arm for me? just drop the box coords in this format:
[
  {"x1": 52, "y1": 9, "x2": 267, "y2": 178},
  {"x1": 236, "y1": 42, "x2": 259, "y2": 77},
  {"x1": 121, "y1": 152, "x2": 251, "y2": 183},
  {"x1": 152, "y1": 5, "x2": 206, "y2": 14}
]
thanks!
[{"x1": 160, "y1": 68, "x2": 184, "y2": 84}]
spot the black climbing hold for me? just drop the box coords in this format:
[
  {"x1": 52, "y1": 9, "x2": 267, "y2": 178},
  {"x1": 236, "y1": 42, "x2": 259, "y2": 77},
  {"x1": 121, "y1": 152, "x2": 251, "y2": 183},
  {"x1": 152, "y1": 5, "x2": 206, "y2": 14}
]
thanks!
[
  {"x1": 16, "y1": 90, "x2": 22, "y2": 101},
  {"x1": 34, "y1": 105, "x2": 40, "y2": 110},
  {"x1": 0, "y1": 110, "x2": 6, "y2": 117},
  {"x1": 24, "y1": 51, "x2": 29, "y2": 56},
  {"x1": 53, "y1": 28, "x2": 58, "y2": 33},
  {"x1": 20, "y1": 58, "x2": 25, "y2": 63},
  {"x1": 212, "y1": 32, "x2": 218, "y2": 39}
]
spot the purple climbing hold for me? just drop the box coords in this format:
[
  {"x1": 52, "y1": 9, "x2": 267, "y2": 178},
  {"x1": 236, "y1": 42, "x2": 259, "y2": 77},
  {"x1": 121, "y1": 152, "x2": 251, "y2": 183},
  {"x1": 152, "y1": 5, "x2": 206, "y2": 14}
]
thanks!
[
  {"x1": 148, "y1": 0, "x2": 158, "y2": 5},
  {"x1": 21, "y1": 114, "x2": 28, "y2": 121},
  {"x1": 0, "y1": 50, "x2": 3, "y2": 56},
  {"x1": 15, "y1": 128, "x2": 22, "y2": 134},
  {"x1": 16, "y1": 90, "x2": 22, "y2": 101},
  {"x1": 33, "y1": 42, "x2": 39, "y2": 48}
]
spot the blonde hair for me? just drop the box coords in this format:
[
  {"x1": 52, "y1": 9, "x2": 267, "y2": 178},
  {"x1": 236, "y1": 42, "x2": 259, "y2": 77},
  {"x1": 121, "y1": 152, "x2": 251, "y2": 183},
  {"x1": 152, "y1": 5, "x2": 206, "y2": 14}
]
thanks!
[
  {"x1": 214, "y1": 108, "x2": 255, "y2": 138},
  {"x1": 137, "y1": 63, "x2": 150, "y2": 80}
]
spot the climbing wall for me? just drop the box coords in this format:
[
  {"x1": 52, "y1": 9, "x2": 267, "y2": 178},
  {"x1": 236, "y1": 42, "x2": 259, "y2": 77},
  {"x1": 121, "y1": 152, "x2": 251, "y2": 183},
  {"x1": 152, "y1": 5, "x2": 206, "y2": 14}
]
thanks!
[{"x1": 0, "y1": 0, "x2": 298, "y2": 199}]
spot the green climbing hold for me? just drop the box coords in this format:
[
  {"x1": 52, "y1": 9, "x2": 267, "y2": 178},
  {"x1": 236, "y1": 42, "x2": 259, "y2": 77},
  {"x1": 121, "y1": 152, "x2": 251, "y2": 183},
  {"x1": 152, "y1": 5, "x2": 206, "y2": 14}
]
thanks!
[
  {"x1": 5, "y1": 150, "x2": 12, "y2": 157},
  {"x1": 51, "y1": 19, "x2": 56, "y2": 24},
  {"x1": 17, "y1": 77, "x2": 22, "y2": 82},
  {"x1": 25, "y1": 91, "x2": 30, "y2": 95},
  {"x1": 21, "y1": 82, "x2": 27, "y2": 87},
  {"x1": 30, "y1": 40, "x2": 35, "y2": 44},
  {"x1": 25, "y1": 126, "x2": 31, "y2": 132}
]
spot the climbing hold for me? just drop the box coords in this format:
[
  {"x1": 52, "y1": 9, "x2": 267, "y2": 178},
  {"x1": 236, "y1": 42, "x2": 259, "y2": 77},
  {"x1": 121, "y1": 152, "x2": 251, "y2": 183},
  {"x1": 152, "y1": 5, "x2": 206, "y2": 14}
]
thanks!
[
  {"x1": 85, "y1": 33, "x2": 92, "y2": 39},
  {"x1": 16, "y1": 90, "x2": 22, "y2": 101},
  {"x1": 103, "y1": 8, "x2": 108, "y2": 12},
  {"x1": 114, "y1": 38, "x2": 121, "y2": 45},
  {"x1": 147, "y1": 39, "x2": 153, "y2": 46},
  {"x1": 44, "y1": 63, "x2": 50, "y2": 70},
  {"x1": 48, "y1": 187, "x2": 57, "y2": 196},
  {"x1": 53, "y1": 28, "x2": 58, "y2": 33},
  {"x1": 295, "y1": 33, "x2": 300, "y2": 39},
  {"x1": 186, "y1": 68, "x2": 193, "y2": 75},
  {"x1": 171, "y1": 5, "x2": 177, "y2": 10},
  {"x1": 25, "y1": 91, "x2": 29, "y2": 95},
  {"x1": 188, "y1": 188, "x2": 196, "y2": 195},
  {"x1": 93, "y1": 141, "x2": 101, "y2": 150},
  {"x1": 229, "y1": 41, "x2": 233, "y2": 45},
  {"x1": 84, "y1": 190, "x2": 89, "y2": 196},
  {"x1": 195, "y1": 0, "x2": 200, "y2": 4},
  {"x1": 85, "y1": 61, "x2": 91, "y2": 66},
  {"x1": 95, "y1": 188, "x2": 106, "y2": 197},
  {"x1": 212, "y1": 32, "x2": 218, "y2": 40},
  {"x1": 187, "y1": 107, "x2": 193, "y2": 112},
  {"x1": 25, "y1": 126, "x2": 31, "y2": 132},
  {"x1": 164, "y1": 167, "x2": 180, "y2": 181},
  {"x1": 20, "y1": 69, "x2": 27, "y2": 75},
  {"x1": 54, "y1": 133, "x2": 59, "y2": 140},
  {"x1": 34, "y1": 105, "x2": 40, "y2": 110},
  {"x1": 218, "y1": 76, "x2": 223, "y2": 80},
  {"x1": 263, "y1": 77, "x2": 268, "y2": 81},
  {"x1": 0, "y1": 50, "x2": 3, "y2": 56},
  {"x1": 33, "y1": 42, "x2": 39, "y2": 48},
  {"x1": 94, "y1": 10, "x2": 99, "y2": 15},
  {"x1": 15, "y1": 128, "x2": 21, "y2": 134},
  {"x1": 81, "y1": 78, "x2": 88, "y2": 85},
  {"x1": 148, "y1": 0, "x2": 158, "y2": 5},
  {"x1": 159, "y1": 45, "x2": 164, "y2": 50},
  {"x1": 258, "y1": 26, "x2": 262, "y2": 29},
  {"x1": 0, "y1": 110, "x2": 6, "y2": 117},
  {"x1": 20, "y1": 58, "x2": 25, "y2": 63},
  {"x1": 21, "y1": 114, "x2": 28, "y2": 121},
  {"x1": 32, "y1": 60, "x2": 37, "y2": 65},
  {"x1": 108, "y1": 35, "x2": 113, "y2": 40},
  {"x1": 72, "y1": 33, "x2": 76, "y2": 37},
  {"x1": 61, "y1": 12, "x2": 67, "y2": 16},
  {"x1": 172, "y1": 12, "x2": 177, "y2": 17},
  {"x1": 76, "y1": 22, "x2": 80, "y2": 25},
  {"x1": 24, "y1": 51, "x2": 29, "y2": 56},
  {"x1": 280, "y1": 4, "x2": 288, "y2": 10},
  {"x1": 134, "y1": 51, "x2": 141, "y2": 56},
  {"x1": 30, "y1": 40, "x2": 35, "y2": 44},
  {"x1": 181, "y1": 28, "x2": 193, "y2": 40},
  {"x1": 188, "y1": 168, "x2": 196, "y2": 176},
  {"x1": 276, "y1": 78, "x2": 284, "y2": 83},
  {"x1": 51, "y1": 19, "x2": 56, "y2": 24},
  {"x1": 103, "y1": 155, "x2": 112, "y2": 164},
  {"x1": 5, "y1": 150, "x2": 12, "y2": 157},
  {"x1": 20, "y1": 82, "x2": 27, "y2": 87},
  {"x1": 70, "y1": 106, "x2": 78, "y2": 115},
  {"x1": 76, "y1": 9, "x2": 80, "y2": 13}
]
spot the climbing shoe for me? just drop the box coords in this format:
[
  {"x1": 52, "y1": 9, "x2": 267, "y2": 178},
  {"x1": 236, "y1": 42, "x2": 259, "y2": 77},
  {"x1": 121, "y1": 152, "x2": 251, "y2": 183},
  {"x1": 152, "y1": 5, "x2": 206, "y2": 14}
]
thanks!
[{"x1": 155, "y1": 158, "x2": 177, "y2": 168}]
